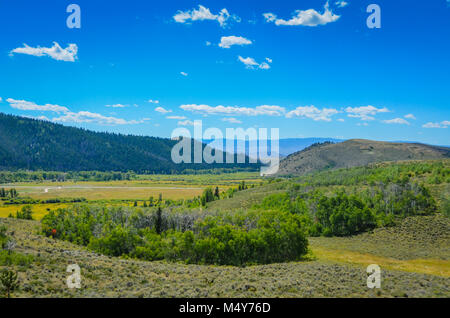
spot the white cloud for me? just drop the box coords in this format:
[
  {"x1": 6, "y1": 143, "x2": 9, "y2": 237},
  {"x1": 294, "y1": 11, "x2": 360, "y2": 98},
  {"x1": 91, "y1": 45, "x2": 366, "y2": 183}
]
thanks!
[
  {"x1": 180, "y1": 104, "x2": 286, "y2": 117},
  {"x1": 404, "y1": 114, "x2": 416, "y2": 120},
  {"x1": 173, "y1": 5, "x2": 240, "y2": 28},
  {"x1": 219, "y1": 36, "x2": 252, "y2": 49},
  {"x1": 148, "y1": 99, "x2": 159, "y2": 104},
  {"x1": 166, "y1": 116, "x2": 187, "y2": 120},
  {"x1": 222, "y1": 117, "x2": 243, "y2": 124},
  {"x1": 258, "y1": 62, "x2": 271, "y2": 70},
  {"x1": 0, "y1": 97, "x2": 2, "y2": 102},
  {"x1": 238, "y1": 56, "x2": 272, "y2": 70},
  {"x1": 238, "y1": 56, "x2": 258, "y2": 67},
  {"x1": 6, "y1": 98, "x2": 69, "y2": 113},
  {"x1": 382, "y1": 118, "x2": 410, "y2": 125},
  {"x1": 263, "y1": 2, "x2": 340, "y2": 27},
  {"x1": 335, "y1": 1, "x2": 348, "y2": 8},
  {"x1": 105, "y1": 104, "x2": 128, "y2": 108},
  {"x1": 345, "y1": 105, "x2": 390, "y2": 121},
  {"x1": 10, "y1": 42, "x2": 78, "y2": 62},
  {"x1": 357, "y1": 122, "x2": 369, "y2": 127},
  {"x1": 7, "y1": 98, "x2": 145, "y2": 125},
  {"x1": 422, "y1": 121, "x2": 449, "y2": 129},
  {"x1": 180, "y1": 71, "x2": 188, "y2": 76},
  {"x1": 205, "y1": 41, "x2": 212, "y2": 46},
  {"x1": 286, "y1": 106, "x2": 339, "y2": 122},
  {"x1": 337, "y1": 118, "x2": 345, "y2": 122},
  {"x1": 52, "y1": 111, "x2": 145, "y2": 125},
  {"x1": 155, "y1": 107, "x2": 172, "y2": 114}
]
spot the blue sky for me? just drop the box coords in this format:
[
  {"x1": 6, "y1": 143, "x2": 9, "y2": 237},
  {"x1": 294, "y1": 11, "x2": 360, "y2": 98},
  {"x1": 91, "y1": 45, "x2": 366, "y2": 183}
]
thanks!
[{"x1": 0, "y1": 0, "x2": 449, "y2": 145}]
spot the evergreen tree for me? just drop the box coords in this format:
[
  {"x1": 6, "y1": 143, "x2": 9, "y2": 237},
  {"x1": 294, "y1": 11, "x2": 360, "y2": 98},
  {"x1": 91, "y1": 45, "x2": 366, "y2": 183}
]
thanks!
[
  {"x1": 0, "y1": 269, "x2": 19, "y2": 298},
  {"x1": 155, "y1": 206, "x2": 162, "y2": 235}
]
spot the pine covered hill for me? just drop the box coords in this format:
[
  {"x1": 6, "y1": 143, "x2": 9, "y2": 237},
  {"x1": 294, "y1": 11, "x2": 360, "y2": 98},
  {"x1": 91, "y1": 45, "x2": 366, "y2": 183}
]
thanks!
[
  {"x1": 277, "y1": 139, "x2": 450, "y2": 176},
  {"x1": 0, "y1": 113, "x2": 255, "y2": 173}
]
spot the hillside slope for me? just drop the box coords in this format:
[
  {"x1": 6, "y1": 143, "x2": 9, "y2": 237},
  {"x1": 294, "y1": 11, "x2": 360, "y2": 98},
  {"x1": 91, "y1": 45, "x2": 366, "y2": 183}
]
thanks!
[
  {"x1": 1, "y1": 215, "x2": 448, "y2": 297},
  {"x1": 277, "y1": 139, "x2": 450, "y2": 176},
  {"x1": 0, "y1": 113, "x2": 255, "y2": 173}
]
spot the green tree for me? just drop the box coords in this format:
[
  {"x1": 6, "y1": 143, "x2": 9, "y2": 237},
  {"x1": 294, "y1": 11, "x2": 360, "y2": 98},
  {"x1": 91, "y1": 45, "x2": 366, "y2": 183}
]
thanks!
[
  {"x1": 16, "y1": 205, "x2": 33, "y2": 220},
  {"x1": 155, "y1": 206, "x2": 162, "y2": 235},
  {"x1": 214, "y1": 186, "x2": 220, "y2": 199},
  {"x1": 0, "y1": 269, "x2": 19, "y2": 298}
]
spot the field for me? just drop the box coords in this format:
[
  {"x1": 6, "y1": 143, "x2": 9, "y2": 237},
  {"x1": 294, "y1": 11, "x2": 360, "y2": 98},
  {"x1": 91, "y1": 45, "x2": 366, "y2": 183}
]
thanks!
[
  {"x1": 0, "y1": 162, "x2": 449, "y2": 298},
  {"x1": 1, "y1": 214, "x2": 448, "y2": 298},
  {"x1": 0, "y1": 172, "x2": 261, "y2": 219}
]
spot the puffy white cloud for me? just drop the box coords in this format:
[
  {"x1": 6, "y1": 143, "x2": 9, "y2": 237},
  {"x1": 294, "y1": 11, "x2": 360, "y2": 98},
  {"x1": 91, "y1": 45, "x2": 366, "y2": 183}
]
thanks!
[
  {"x1": 345, "y1": 105, "x2": 390, "y2": 121},
  {"x1": 180, "y1": 71, "x2": 188, "y2": 76},
  {"x1": 148, "y1": 99, "x2": 159, "y2": 104},
  {"x1": 263, "y1": 2, "x2": 340, "y2": 27},
  {"x1": 404, "y1": 114, "x2": 416, "y2": 120},
  {"x1": 382, "y1": 118, "x2": 410, "y2": 125},
  {"x1": 0, "y1": 97, "x2": 3, "y2": 102},
  {"x1": 335, "y1": 1, "x2": 348, "y2": 8},
  {"x1": 222, "y1": 117, "x2": 243, "y2": 124},
  {"x1": 7, "y1": 98, "x2": 69, "y2": 113},
  {"x1": 219, "y1": 36, "x2": 252, "y2": 48},
  {"x1": 173, "y1": 5, "x2": 240, "y2": 28},
  {"x1": 422, "y1": 121, "x2": 449, "y2": 128},
  {"x1": 180, "y1": 104, "x2": 286, "y2": 117},
  {"x1": 155, "y1": 107, "x2": 172, "y2": 114},
  {"x1": 7, "y1": 98, "x2": 145, "y2": 125},
  {"x1": 10, "y1": 42, "x2": 78, "y2": 62},
  {"x1": 238, "y1": 56, "x2": 258, "y2": 67},
  {"x1": 238, "y1": 56, "x2": 272, "y2": 70},
  {"x1": 286, "y1": 106, "x2": 339, "y2": 122}
]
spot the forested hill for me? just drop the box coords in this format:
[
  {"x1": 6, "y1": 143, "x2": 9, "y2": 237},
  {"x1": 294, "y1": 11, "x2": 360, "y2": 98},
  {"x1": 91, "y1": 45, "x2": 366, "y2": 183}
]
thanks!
[
  {"x1": 0, "y1": 113, "x2": 256, "y2": 173},
  {"x1": 277, "y1": 139, "x2": 450, "y2": 176}
]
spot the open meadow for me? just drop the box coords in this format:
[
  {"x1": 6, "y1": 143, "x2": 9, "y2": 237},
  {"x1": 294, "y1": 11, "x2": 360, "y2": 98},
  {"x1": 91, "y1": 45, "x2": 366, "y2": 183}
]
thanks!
[{"x1": 0, "y1": 161, "x2": 449, "y2": 298}]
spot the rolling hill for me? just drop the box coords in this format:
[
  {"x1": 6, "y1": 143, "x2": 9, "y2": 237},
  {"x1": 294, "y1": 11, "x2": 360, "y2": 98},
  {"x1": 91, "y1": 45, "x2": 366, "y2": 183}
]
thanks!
[
  {"x1": 0, "y1": 113, "x2": 256, "y2": 173},
  {"x1": 276, "y1": 139, "x2": 450, "y2": 176}
]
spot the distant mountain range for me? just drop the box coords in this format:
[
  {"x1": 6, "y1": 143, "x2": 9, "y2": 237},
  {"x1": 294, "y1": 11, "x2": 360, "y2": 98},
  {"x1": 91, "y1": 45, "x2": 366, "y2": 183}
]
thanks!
[{"x1": 277, "y1": 139, "x2": 450, "y2": 176}]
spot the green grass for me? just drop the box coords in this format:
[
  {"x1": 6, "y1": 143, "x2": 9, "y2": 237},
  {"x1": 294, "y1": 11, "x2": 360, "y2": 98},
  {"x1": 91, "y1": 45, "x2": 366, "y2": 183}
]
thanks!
[{"x1": 1, "y1": 213, "x2": 449, "y2": 298}]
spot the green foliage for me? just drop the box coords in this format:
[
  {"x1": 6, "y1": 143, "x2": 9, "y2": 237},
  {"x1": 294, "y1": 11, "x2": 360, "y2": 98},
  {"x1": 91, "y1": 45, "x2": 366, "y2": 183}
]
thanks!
[
  {"x1": 15, "y1": 205, "x2": 34, "y2": 220},
  {"x1": 289, "y1": 160, "x2": 450, "y2": 187},
  {"x1": 0, "y1": 225, "x2": 7, "y2": 248},
  {"x1": 0, "y1": 188, "x2": 18, "y2": 199},
  {"x1": 443, "y1": 198, "x2": 450, "y2": 218},
  {"x1": 41, "y1": 205, "x2": 308, "y2": 266},
  {"x1": 0, "y1": 250, "x2": 34, "y2": 267},
  {"x1": 255, "y1": 180, "x2": 436, "y2": 237},
  {"x1": 201, "y1": 188, "x2": 215, "y2": 206},
  {"x1": 0, "y1": 269, "x2": 19, "y2": 298}
]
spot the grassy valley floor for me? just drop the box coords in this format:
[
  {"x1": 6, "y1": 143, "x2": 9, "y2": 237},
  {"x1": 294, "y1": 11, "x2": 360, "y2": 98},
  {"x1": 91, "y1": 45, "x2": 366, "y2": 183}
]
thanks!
[{"x1": 1, "y1": 214, "x2": 448, "y2": 298}]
